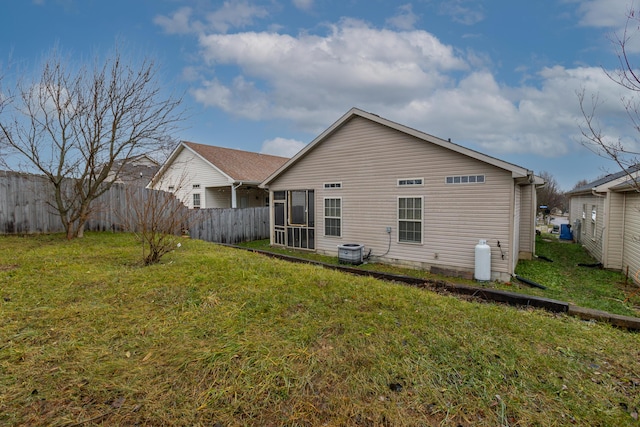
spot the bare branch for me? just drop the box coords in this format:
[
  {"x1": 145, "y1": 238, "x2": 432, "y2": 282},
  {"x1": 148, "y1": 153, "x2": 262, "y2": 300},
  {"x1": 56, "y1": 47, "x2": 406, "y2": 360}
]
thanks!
[
  {"x1": 121, "y1": 172, "x2": 196, "y2": 265},
  {"x1": 0, "y1": 46, "x2": 184, "y2": 238}
]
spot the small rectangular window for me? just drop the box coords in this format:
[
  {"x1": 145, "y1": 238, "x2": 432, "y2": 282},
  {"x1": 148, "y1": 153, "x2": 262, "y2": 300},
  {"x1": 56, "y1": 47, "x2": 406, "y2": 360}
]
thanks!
[
  {"x1": 193, "y1": 193, "x2": 201, "y2": 209},
  {"x1": 193, "y1": 184, "x2": 201, "y2": 189},
  {"x1": 324, "y1": 182, "x2": 342, "y2": 189},
  {"x1": 398, "y1": 178, "x2": 423, "y2": 186},
  {"x1": 167, "y1": 185, "x2": 175, "y2": 191},
  {"x1": 274, "y1": 191, "x2": 286, "y2": 200},
  {"x1": 445, "y1": 175, "x2": 485, "y2": 184}
]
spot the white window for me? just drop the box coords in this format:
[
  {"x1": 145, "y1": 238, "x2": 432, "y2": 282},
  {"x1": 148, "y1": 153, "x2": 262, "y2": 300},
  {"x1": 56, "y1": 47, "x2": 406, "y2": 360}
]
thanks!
[
  {"x1": 398, "y1": 197, "x2": 423, "y2": 244},
  {"x1": 324, "y1": 182, "x2": 342, "y2": 189},
  {"x1": 398, "y1": 178, "x2": 423, "y2": 186},
  {"x1": 193, "y1": 184, "x2": 201, "y2": 189},
  {"x1": 324, "y1": 198, "x2": 341, "y2": 237},
  {"x1": 446, "y1": 175, "x2": 485, "y2": 184},
  {"x1": 193, "y1": 193, "x2": 201, "y2": 209},
  {"x1": 591, "y1": 205, "x2": 597, "y2": 239}
]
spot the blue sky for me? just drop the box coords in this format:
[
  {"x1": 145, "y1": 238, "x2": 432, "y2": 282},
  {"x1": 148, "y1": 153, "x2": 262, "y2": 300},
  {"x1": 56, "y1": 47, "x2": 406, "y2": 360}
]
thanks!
[{"x1": 1, "y1": 0, "x2": 638, "y2": 190}]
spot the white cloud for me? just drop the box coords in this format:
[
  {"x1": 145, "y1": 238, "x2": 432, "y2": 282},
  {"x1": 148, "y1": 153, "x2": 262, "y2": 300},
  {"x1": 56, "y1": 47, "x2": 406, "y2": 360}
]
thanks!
[
  {"x1": 386, "y1": 4, "x2": 419, "y2": 30},
  {"x1": 184, "y1": 14, "x2": 636, "y2": 159},
  {"x1": 292, "y1": 0, "x2": 314, "y2": 12},
  {"x1": 573, "y1": 0, "x2": 640, "y2": 52},
  {"x1": 195, "y1": 18, "x2": 467, "y2": 130},
  {"x1": 261, "y1": 137, "x2": 307, "y2": 157},
  {"x1": 206, "y1": 1, "x2": 269, "y2": 33},
  {"x1": 575, "y1": 0, "x2": 631, "y2": 28},
  {"x1": 439, "y1": 0, "x2": 484, "y2": 25},
  {"x1": 154, "y1": 7, "x2": 196, "y2": 35},
  {"x1": 154, "y1": 2, "x2": 268, "y2": 35}
]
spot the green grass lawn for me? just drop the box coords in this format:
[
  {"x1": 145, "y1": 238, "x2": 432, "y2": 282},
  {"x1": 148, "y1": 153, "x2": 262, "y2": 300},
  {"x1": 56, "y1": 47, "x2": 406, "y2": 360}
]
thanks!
[
  {"x1": 240, "y1": 235, "x2": 640, "y2": 317},
  {"x1": 1, "y1": 233, "x2": 640, "y2": 426}
]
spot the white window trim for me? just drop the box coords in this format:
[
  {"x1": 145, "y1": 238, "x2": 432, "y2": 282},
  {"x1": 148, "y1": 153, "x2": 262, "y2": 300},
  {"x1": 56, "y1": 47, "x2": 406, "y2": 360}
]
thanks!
[
  {"x1": 193, "y1": 193, "x2": 201, "y2": 209},
  {"x1": 445, "y1": 175, "x2": 485, "y2": 184},
  {"x1": 591, "y1": 205, "x2": 597, "y2": 240},
  {"x1": 323, "y1": 182, "x2": 343, "y2": 189},
  {"x1": 323, "y1": 197, "x2": 342, "y2": 238},
  {"x1": 397, "y1": 177, "x2": 424, "y2": 187},
  {"x1": 192, "y1": 183, "x2": 201, "y2": 189},
  {"x1": 397, "y1": 196, "x2": 423, "y2": 245}
]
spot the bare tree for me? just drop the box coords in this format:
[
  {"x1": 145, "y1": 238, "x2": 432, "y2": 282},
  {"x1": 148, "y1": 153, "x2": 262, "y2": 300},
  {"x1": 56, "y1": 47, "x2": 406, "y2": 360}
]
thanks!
[
  {"x1": 537, "y1": 171, "x2": 567, "y2": 212},
  {"x1": 578, "y1": 8, "x2": 640, "y2": 188},
  {"x1": 0, "y1": 47, "x2": 183, "y2": 239},
  {"x1": 571, "y1": 179, "x2": 590, "y2": 191}
]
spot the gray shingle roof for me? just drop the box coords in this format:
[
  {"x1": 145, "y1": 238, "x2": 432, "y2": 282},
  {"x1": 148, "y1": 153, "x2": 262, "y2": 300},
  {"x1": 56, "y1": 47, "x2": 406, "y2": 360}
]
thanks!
[{"x1": 568, "y1": 164, "x2": 640, "y2": 194}]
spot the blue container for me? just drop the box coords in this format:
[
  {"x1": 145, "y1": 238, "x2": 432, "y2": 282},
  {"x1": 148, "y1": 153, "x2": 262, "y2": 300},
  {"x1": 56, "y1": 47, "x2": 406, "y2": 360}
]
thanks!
[{"x1": 560, "y1": 224, "x2": 573, "y2": 240}]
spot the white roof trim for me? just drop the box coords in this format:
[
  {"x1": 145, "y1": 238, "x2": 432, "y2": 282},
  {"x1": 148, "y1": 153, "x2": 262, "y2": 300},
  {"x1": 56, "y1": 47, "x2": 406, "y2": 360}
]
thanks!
[
  {"x1": 261, "y1": 107, "x2": 533, "y2": 187},
  {"x1": 149, "y1": 141, "x2": 235, "y2": 188}
]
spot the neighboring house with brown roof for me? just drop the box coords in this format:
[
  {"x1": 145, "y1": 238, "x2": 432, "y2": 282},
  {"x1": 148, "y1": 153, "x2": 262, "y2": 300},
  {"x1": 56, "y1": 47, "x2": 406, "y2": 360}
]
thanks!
[
  {"x1": 149, "y1": 141, "x2": 289, "y2": 209},
  {"x1": 261, "y1": 108, "x2": 544, "y2": 282},
  {"x1": 567, "y1": 165, "x2": 640, "y2": 274}
]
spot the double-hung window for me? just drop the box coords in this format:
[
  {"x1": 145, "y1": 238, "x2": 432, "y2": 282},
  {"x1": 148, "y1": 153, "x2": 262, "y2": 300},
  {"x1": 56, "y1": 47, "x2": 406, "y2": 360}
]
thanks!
[
  {"x1": 324, "y1": 198, "x2": 341, "y2": 237},
  {"x1": 193, "y1": 193, "x2": 201, "y2": 209},
  {"x1": 398, "y1": 197, "x2": 423, "y2": 243}
]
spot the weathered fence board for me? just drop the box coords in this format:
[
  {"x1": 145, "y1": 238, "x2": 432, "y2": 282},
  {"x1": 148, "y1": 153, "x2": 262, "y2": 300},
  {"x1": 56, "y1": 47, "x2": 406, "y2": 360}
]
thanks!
[
  {"x1": 189, "y1": 206, "x2": 269, "y2": 244},
  {"x1": 0, "y1": 172, "x2": 269, "y2": 244}
]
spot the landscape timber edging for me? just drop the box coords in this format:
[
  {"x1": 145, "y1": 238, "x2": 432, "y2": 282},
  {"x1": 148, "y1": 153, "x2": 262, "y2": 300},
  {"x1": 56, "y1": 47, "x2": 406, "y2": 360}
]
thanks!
[{"x1": 233, "y1": 246, "x2": 640, "y2": 331}]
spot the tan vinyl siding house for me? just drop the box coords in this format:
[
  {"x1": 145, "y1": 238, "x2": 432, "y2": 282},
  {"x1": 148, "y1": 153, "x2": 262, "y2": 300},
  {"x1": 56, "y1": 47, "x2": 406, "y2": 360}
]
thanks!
[
  {"x1": 622, "y1": 190, "x2": 640, "y2": 276},
  {"x1": 261, "y1": 108, "x2": 543, "y2": 282},
  {"x1": 567, "y1": 166, "x2": 640, "y2": 274},
  {"x1": 149, "y1": 142, "x2": 289, "y2": 209}
]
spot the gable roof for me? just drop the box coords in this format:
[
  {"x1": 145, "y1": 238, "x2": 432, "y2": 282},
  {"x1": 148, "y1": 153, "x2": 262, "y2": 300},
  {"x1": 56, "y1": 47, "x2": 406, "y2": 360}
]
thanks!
[
  {"x1": 109, "y1": 154, "x2": 160, "y2": 186},
  {"x1": 151, "y1": 141, "x2": 289, "y2": 187},
  {"x1": 567, "y1": 164, "x2": 640, "y2": 195},
  {"x1": 261, "y1": 107, "x2": 539, "y2": 187}
]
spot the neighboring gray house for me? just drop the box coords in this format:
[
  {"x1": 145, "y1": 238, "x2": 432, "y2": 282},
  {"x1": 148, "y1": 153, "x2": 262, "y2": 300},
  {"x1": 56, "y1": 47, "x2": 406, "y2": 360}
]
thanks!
[
  {"x1": 106, "y1": 154, "x2": 160, "y2": 187},
  {"x1": 567, "y1": 165, "x2": 640, "y2": 274},
  {"x1": 261, "y1": 108, "x2": 543, "y2": 282},
  {"x1": 149, "y1": 141, "x2": 289, "y2": 209}
]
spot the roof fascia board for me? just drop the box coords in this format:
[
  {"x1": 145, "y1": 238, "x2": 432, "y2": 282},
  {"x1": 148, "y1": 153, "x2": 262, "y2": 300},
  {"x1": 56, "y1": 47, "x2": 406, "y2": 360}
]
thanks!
[
  {"x1": 148, "y1": 142, "x2": 185, "y2": 188},
  {"x1": 181, "y1": 143, "x2": 236, "y2": 183},
  {"x1": 261, "y1": 108, "x2": 358, "y2": 187}
]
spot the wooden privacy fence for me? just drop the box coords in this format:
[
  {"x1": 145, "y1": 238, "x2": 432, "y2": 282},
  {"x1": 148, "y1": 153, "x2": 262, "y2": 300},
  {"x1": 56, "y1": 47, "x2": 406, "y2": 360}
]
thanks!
[
  {"x1": 0, "y1": 171, "x2": 270, "y2": 244},
  {"x1": 190, "y1": 207, "x2": 270, "y2": 244}
]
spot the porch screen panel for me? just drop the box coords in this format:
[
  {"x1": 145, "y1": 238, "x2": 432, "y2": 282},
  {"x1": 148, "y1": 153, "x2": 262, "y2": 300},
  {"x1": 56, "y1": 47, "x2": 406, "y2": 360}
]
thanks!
[
  {"x1": 290, "y1": 190, "x2": 307, "y2": 225},
  {"x1": 274, "y1": 202, "x2": 285, "y2": 226}
]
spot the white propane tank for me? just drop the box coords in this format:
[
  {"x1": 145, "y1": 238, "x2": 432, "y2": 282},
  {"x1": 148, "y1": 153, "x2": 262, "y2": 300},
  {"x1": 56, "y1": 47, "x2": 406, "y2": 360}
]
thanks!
[{"x1": 474, "y1": 239, "x2": 491, "y2": 282}]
